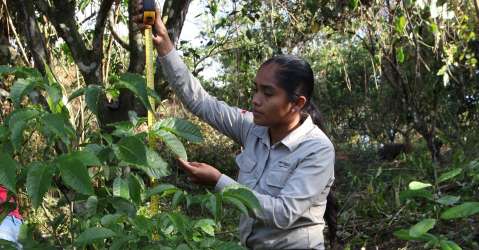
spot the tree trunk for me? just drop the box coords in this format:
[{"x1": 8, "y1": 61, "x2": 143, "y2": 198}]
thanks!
[{"x1": 11, "y1": 0, "x2": 51, "y2": 74}]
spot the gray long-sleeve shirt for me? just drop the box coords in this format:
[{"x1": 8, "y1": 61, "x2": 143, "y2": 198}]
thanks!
[{"x1": 158, "y1": 49, "x2": 335, "y2": 250}]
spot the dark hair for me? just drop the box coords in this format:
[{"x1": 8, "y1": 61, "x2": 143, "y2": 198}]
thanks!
[{"x1": 261, "y1": 55, "x2": 338, "y2": 248}]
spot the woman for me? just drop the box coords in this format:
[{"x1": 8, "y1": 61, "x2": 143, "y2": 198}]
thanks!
[
  {"x1": 0, "y1": 185, "x2": 22, "y2": 248},
  {"x1": 135, "y1": 4, "x2": 336, "y2": 249}
]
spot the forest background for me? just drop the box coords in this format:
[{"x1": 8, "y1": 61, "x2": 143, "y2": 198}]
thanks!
[{"x1": 0, "y1": 0, "x2": 478, "y2": 249}]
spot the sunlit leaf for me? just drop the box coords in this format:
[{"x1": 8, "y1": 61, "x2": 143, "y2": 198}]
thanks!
[{"x1": 408, "y1": 181, "x2": 432, "y2": 190}]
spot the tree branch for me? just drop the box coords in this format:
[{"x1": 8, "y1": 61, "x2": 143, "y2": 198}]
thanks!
[{"x1": 108, "y1": 15, "x2": 129, "y2": 50}]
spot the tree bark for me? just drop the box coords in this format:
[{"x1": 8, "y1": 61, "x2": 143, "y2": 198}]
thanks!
[{"x1": 11, "y1": 0, "x2": 50, "y2": 74}]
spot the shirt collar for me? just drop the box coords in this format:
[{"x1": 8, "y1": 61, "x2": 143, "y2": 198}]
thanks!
[
  {"x1": 251, "y1": 116, "x2": 316, "y2": 151},
  {"x1": 280, "y1": 116, "x2": 315, "y2": 151}
]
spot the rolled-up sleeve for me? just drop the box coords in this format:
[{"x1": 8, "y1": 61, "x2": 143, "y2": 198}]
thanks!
[
  {"x1": 158, "y1": 50, "x2": 253, "y2": 146},
  {"x1": 216, "y1": 142, "x2": 335, "y2": 229}
]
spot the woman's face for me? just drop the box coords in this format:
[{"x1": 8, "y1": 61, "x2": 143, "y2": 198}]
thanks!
[{"x1": 252, "y1": 63, "x2": 297, "y2": 127}]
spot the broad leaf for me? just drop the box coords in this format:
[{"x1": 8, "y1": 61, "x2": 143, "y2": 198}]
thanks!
[
  {"x1": 56, "y1": 155, "x2": 94, "y2": 195},
  {"x1": 85, "y1": 85, "x2": 103, "y2": 117},
  {"x1": 9, "y1": 78, "x2": 40, "y2": 108},
  {"x1": 144, "y1": 184, "x2": 178, "y2": 200},
  {"x1": 138, "y1": 148, "x2": 170, "y2": 179},
  {"x1": 0, "y1": 153, "x2": 19, "y2": 193},
  {"x1": 409, "y1": 218, "x2": 436, "y2": 238},
  {"x1": 40, "y1": 113, "x2": 75, "y2": 145},
  {"x1": 438, "y1": 168, "x2": 462, "y2": 184},
  {"x1": 154, "y1": 118, "x2": 203, "y2": 143},
  {"x1": 114, "y1": 136, "x2": 148, "y2": 166},
  {"x1": 222, "y1": 185, "x2": 261, "y2": 217},
  {"x1": 8, "y1": 109, "x2": 41, "y2": 151},
  {"x1": 26, "y1": 162, "x2": 54, "y2": 208},
  {"x1": 393, "y1": 229, "x2": 437, "y2": 241},
  {"x1": 194, "y1": 219, "x2": 215, "y2": 236},
  {"x1": 75, "y1": 227, "x2": 116, "y2": 246},
  {"x1": 68, "y1": 87, "x2": 86, "y2": 102},
  {"x1": 68, "y1": 150, "x2": 101, "y2": 166},
  {"x1": 167, "y1": 212, "x2": 190, "y2": 239},
  {"x1": 439, "y1": 240, "x2": 462, "y2": 250},
  {"x1": 154, "y1": 130, "x2": 187, "y2": 160},
  {"x1": 128, "y1": 175, "x2": 142, "y2": 205},
  {"x1": 436, "y1": 195, "x2": 460, "y2": 206},
  {"x1": 113, "y1": 177, "x2": 129, "y2": 200},
  {"x1": 116, "y1": 73, "x2": 153, "y2": 111},
  {"x1": 440, "y1": 202, "x2": 479, "y2": 220}
]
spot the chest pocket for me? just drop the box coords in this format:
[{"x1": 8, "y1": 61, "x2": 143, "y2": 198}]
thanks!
[
  {"x1": 235, "y1": 153, "x2": 257, "y2": 187},
  {"x1": 265, "y1": 159, "x2": 297, "y2": 195}
]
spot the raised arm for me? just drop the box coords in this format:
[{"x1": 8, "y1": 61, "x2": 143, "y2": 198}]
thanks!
[
  {"x1": 134, "y1": 3, "x2": 253, "y2": 145},
  {"x1": 157, "y1": 50, "x2": 253, "y2": 145}
]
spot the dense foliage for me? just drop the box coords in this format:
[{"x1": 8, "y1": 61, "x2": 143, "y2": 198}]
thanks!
[{"x1": 1, "y1": 0, "x2": 478, "y2": 249}]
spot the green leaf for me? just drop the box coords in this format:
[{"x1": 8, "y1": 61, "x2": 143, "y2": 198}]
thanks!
[
  {"x1": 40, "y1": 113, "x2": 75, "y2": 145},
  {"x1": 0, "y1": 153, "x2": 19, "y2": 193},
  {"x1": 85, "y1": 85, "x2": 103, "y2": 117},
  {"x1": 56, "y1": 155, "x2": 94, "y2": 195},
  {"x1": 75, "y1": 227, "x2": 116, "y2": 246},
  {"x1": 439, "y1": 240, "x2": 462, "y2": 250},
  {"x1": 408, "y1": 181, "x2": 432, "y2": 190},
  {"x1": 68, "y1": 87, "x2": 86, "y2": 102},
  {"x1": 194, "y1": 219, "x2": 215, "y2": 236},
  {"x1": 69, "y1": 150, "x2": 101, "y2": 166},
  {"x1": 139, "y1": 148, "x2": 170, "y2": 179},
  {"x1": 223, "y1": 196, "x2": 248, "y2": 215},
  {"x1": 222, "y1": 185, "x2": 261, "y2": 217},
  {"x1": 154, "y1": 130, "x2": 187, "y2": 160},
  {"x1": 206, "y1": 193, "x2": 222, "y2": 221},
  {"x1": 438, "y1": 168, "x2": 462, "y2": 183},
  {"x1": 113, "y1": 177, "x2": 129, "y2": 200},
  {"x1": 116, "y1": 73, "x2": 153, "y2": 111},
  {"x1": 9, "y1": 78, "x2": 40, "y2": 108},
  {"x1": 8, "y1": 108, "x2": 41, "y2": 151},
  {"x1": 0, "y1": 125, "x2": 7, "y2": 141},
  {"x1": 396, "y1": 47, "x2": 405, "y2": 64},
  {"x1": 440, "y1": 202, "x2": 479, "y2": 220},
  {"x1": 26, "y1": 162, "x2": 54, "y2": 208},
  {"x1": 409, "y1": 218, "x2": 436, "y2": 238},
  {"x1": 436, "y1": 195, "x2": 460, "y2": 206},
  {"x1": 109, "y1": 197, "x2": 137, "y2": 217},
  {"x1": 395, "y1": 15, "x2": 407, "y2": 34},
  {"x1": 144, "y1": 184, "x2": 178, "y2": 200},
  {"x1": 154, "y1": 118, "x2": 203, "y2": 143},
  {"x1": 114, "y1": 136, "x2": 148, "y2": 166},
  {"x1": 167, "y1": 212, "x2": 190, "y2": 239},
  {"x1": 85, "y1": 196, "x2": 98, "y2": 217},
  {"x1": 393, "y1": 229, "x2": 437, "y2": 241},
  {"x1": 44, "y1": 84, "x2": 63, "y2": 112},
  {"x1": 399, "y1": 189, "x2": 433, "y2": 202},
  {"x1": 101, "y1": 214, "x2": 123, "y2": 227},
  {"x1": 128, "y1": 175, "x2": 142, "y2": 205},
  {"x1": 349, "y1": 0, "x2": 359, "y2": 10},
  {"x1": 172, "y1": 190, "x2": 185, "y2": 208}
]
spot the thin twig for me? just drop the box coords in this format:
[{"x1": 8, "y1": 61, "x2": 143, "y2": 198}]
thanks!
[{"x1": 2, "y1": 0, "x2": 30, "y2": 65}]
